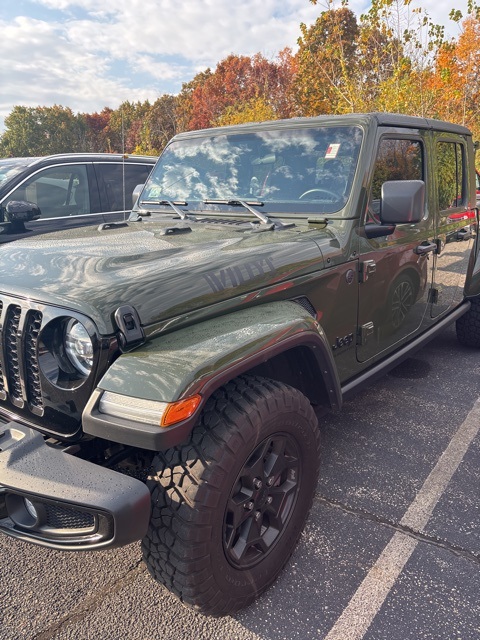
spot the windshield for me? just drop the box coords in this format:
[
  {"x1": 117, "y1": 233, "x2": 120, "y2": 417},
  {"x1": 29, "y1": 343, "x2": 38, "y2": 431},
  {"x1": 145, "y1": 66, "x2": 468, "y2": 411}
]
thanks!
[
  {"x1": 140, "y1": 125, "x2": 363, "y2": 215},
  {"x1": 0, "y1": 158, "x2": 36, "y2": 186},
  {"x1": 0, "y1": 158, "x2": 37, "y2": 188}
]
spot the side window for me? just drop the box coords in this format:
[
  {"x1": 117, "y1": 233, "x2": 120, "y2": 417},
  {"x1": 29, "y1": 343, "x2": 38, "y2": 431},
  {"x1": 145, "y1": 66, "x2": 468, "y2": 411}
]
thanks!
[
  {"x1": 437, "y1": 142, "x2": 464, "y2": 211},
  {"x1": 368, "y1": 138, "x2": 423, "y2": 222},
  {"x1": 96, "y1": 164, "x2": 153, "y2": 212},
  {"x1": 7, "y1": 165, "x2": 90, "y2": 218}
]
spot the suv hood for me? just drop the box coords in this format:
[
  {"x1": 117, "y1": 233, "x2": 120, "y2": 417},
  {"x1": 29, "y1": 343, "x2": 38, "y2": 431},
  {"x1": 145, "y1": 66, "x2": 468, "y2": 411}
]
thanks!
[{"x1": 0, "y1": 221, "x2": 328, "y2": 334}]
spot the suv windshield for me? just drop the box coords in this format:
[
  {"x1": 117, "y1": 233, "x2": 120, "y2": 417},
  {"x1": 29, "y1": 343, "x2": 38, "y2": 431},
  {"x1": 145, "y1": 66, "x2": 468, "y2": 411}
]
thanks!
[
  {"x1": 0, "y1": 158, "x2": 37, "y2": 188},
  {"x1": 140, "y1": 125, "x2": 363, "y2": 215}
]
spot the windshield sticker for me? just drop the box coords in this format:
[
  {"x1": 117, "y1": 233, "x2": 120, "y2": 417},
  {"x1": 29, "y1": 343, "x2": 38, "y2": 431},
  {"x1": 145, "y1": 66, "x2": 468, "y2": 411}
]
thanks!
[{"x1": 325, "y1": 144, "x2": 340, "y2": 159}]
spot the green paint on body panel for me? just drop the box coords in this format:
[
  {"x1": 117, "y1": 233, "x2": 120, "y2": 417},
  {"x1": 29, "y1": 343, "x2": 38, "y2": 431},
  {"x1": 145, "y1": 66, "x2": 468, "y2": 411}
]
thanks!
[{"x1": 98, "y1": 301, "x2": 324, "y2": 402}]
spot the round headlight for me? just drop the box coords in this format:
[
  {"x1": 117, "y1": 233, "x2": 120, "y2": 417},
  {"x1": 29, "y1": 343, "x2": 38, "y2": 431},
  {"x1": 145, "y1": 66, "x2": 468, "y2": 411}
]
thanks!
[{"x1": 64, "y1": 319, "x2": 93, "y2": 376}]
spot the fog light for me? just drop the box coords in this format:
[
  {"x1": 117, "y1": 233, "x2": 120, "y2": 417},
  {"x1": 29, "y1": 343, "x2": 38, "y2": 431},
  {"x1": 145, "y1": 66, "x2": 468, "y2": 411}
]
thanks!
[
  {"x1": 5, "y1": 493, "x2": 46, "y2": 529},
  {"x1": 24, "y1": 498, "x2": 38, "y2": 519}
]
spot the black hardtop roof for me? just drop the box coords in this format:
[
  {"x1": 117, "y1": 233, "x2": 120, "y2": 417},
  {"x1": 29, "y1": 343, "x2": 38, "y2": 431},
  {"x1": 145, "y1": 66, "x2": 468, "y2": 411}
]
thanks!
[{"x1": 173, "y1": 112, "x2": 472, "y2": 140}]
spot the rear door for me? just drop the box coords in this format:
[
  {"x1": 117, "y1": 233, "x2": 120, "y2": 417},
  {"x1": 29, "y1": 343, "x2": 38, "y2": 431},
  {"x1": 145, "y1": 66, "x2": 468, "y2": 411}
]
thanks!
[{"x1": 429, "y1": 134, "x2": 475, "y2": 319}]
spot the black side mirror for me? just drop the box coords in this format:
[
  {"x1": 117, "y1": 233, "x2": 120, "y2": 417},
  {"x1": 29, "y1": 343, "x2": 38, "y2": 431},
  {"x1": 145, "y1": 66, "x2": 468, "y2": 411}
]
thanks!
[
  {"x1": 380, "y1": 180, "x2": 425, "y2": 224},
  {"x1": 5, "y1": 200, "x2": 41, "y2": 223}
]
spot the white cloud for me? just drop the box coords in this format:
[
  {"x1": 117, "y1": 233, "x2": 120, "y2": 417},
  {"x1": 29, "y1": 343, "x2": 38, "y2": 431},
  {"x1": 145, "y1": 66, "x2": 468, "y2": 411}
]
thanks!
[
  {"x1": 0, "y1": 14, "x2": 160, "y2": 129},
  {"x1": 0, "y1": 0, "x2": 470, "y2": 132}
]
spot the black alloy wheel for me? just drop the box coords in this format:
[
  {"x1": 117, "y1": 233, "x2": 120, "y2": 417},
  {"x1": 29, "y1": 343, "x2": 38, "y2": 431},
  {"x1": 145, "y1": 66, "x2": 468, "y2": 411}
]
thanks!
[{"x1": 141, "y1": 375, "x2": 321, "y2": 617}]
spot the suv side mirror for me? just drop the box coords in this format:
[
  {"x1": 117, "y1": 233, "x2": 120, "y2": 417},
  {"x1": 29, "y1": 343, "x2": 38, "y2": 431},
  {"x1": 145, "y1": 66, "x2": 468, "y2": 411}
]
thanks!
[
  {"x1": 132, "y1": 184, "x2": 144, "y2": 207},
  {"x1": 380, "y1": 180, "x2": 425, "y2": 224},
  {"x1": 5, "y1": 200, "x2": 41, "y2": 223}
]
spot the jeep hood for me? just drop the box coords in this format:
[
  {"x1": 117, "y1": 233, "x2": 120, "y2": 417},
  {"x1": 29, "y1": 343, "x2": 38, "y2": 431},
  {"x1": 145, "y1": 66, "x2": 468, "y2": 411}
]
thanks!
[{"x1": 0, "y1": 222, "x2": 330, "y2": 334}]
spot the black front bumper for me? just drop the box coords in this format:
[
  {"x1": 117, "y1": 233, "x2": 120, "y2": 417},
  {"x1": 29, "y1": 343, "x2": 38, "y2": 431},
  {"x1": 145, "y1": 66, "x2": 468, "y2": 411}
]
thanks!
[{"x1": 0, "y1": 422, "x2": 151, "y2": 550}]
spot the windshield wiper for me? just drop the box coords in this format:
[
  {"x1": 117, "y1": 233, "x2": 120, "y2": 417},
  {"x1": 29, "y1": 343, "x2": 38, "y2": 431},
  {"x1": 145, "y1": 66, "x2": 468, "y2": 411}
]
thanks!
[
  {"x1": 139, "y1": 199, "x2": 196, "y2": 221},
  {"x1": 203, "y1": 199, "x2": 294, "y2": 230}
]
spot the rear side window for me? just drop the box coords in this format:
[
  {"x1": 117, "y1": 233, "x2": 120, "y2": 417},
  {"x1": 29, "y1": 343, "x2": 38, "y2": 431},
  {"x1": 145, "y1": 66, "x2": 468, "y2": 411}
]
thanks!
[
  {"x1": 437, "y1": 142, "x2": 465, "y2": 211},
  {"x1": 96, "y1": 163, "x2": 153, "y2": 212},
  {"x1": 6, "y1": 165, "x2": 90, "y2": 218}
]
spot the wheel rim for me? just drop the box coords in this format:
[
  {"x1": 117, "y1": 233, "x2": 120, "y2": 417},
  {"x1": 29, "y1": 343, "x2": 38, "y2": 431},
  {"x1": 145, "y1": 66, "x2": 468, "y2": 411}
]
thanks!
[
  {"x1": 223, "y1": 433, "x2": 301, "y2": 569},
  {"x1": 391, "y1": 279, "x2": 414, "y2": 329}
]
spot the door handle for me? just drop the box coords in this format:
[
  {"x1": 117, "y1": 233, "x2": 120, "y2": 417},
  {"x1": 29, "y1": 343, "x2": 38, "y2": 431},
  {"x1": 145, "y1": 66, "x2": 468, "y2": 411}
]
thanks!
[{"x1": 414, "y1": 241, "x2": 438, "y2": 255}]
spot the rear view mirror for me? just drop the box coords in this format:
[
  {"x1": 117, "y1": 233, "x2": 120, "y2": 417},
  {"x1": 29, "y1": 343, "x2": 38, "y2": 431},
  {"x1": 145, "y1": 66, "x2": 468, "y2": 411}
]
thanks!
[{"x1": 381, "y1": 180, "x2": 425, "y2": 224}]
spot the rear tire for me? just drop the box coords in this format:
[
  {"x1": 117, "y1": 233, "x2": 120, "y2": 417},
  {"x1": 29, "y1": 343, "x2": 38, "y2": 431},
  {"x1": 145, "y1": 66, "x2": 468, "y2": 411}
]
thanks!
[
  {"x1": 456, "y1": 297, "x2": 480, "y2": 347},
  {"x1": 141, "y1": 375, "x2": 321, "y2": 616}
]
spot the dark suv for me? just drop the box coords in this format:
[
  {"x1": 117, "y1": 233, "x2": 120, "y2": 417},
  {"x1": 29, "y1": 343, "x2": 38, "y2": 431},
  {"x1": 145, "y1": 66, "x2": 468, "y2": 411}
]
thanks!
[{"x1": 0, "y1": 153, "x2": 156, "y2": 241}]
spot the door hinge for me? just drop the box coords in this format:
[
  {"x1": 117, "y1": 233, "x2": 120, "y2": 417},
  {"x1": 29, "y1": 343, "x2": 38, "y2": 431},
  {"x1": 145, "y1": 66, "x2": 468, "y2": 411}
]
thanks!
[
  {"x1": 357, "y1": 321, "x2": 375, "y2": 346},
  {"x1": 359, "y1": 260, "x2": 376, "y2": 283}
]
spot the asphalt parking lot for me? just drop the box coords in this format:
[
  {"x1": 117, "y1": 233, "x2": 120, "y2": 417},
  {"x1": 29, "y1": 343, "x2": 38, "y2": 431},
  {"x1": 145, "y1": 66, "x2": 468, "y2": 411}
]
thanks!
[{"x1": 1, "y1": 323, "x2": 479, "y2": 640}]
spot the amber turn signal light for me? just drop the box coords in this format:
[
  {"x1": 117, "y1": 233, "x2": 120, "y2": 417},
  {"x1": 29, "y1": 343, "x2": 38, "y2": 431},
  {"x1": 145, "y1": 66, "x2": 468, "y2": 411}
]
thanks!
[{"x1": 160, "y1": 394, "x2": 202, "y2": 427}]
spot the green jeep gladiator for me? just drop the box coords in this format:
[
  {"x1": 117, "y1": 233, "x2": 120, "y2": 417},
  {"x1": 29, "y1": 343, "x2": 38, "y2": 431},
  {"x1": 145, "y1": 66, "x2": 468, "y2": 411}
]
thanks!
[{"x1": 0, "y1": 113, "x2": 479, "y2": 616}]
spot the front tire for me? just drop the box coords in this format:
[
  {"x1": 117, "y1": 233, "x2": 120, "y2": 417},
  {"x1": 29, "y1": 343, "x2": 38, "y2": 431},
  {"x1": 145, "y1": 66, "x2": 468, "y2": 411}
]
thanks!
[{"x1": 141, "y1": 375, "x2": 321, "y2": 616}]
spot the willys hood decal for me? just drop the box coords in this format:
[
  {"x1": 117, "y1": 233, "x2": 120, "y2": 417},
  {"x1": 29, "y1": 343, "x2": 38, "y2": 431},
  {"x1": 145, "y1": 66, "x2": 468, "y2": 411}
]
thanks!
[{"x1": 0, "y1": 223, "x2": 328, "y2": 334}]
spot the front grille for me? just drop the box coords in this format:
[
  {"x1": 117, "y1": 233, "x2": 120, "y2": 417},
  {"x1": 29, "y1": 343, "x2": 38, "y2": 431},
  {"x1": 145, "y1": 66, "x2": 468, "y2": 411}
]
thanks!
[
  {"x1": 4, "y1": 306, "x2": 23, "y2": 404},
  {"x1": 0, "y1": 300, "x2": 43, "y2": 412},
  {"x1": 24, "y1": 311, "x2": 43, "y2": 410},
  {"x1": 44, "y1": 503, "x2": 95, "y2": 530}
]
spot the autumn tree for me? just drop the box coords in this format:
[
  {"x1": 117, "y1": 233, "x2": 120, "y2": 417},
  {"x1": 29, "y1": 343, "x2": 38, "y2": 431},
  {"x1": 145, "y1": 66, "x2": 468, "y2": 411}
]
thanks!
[
  {"x1": 107, "y1": 101, "x2": 152, "y2": 153},
  {"x1": 130, "y1": 94, "x2": 180, "y2": 155},
  {"x1": 83, "y1": 107, "x2": 113, "y2": 152},
  {"x1": 2, "y1": 1, "x2": 480, "y2": 157},
  {"x1": 295, "y1": 0, "x2": 452, "y2": 117},
  {"x1": 431, "y1": 14, "x2": 480, "y2": 138},
  {"x1": 175, "y1": 70, "x2": 213, "y2": 133},
  {"x1": 295, "y1": 4, "x2": 360, "y2": 115},
  {"x1": 184, "y1": 52, "x2": 297, "y2": 130}
]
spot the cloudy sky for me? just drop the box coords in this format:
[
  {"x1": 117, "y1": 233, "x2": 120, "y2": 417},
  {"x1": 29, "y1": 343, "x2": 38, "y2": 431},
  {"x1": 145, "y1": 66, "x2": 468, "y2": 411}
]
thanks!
[{"x1": 0, "y1": 0, "x2": 469, "y2": 132}]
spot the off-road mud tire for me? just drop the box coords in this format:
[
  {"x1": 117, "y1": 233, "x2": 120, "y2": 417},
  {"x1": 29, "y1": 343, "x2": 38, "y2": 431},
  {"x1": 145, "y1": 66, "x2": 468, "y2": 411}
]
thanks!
[
  {"x1": 456, "y1": 297, "x2": 480, "y2": 347},
  {"x1": 141, "y1": 375, "x2": 321, "y2": 617}
]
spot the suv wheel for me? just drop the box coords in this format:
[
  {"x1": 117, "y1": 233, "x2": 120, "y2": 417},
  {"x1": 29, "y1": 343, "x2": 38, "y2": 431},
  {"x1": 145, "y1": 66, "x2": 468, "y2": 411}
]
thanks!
[{"x1": 141, "y1": 375, "x2": 321, "y2": 616}]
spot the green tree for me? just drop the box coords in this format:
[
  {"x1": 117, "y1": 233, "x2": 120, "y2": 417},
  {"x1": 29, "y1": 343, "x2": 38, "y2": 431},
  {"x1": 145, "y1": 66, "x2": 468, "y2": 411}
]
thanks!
[
  {"x1": 0, "y1": 105, "x2": 85, "y2": 156},
  {"x1": 295, "y1": 4, "x2": 360, "y2": 115},
  {"x1": 216, "y1": 97, "x2": 276, "y2": 126},
  {"x1": 108, "y1": 101, "x2": 152, "y2": 153},
  {"x1": 137, "y1": 94, "x2": 180, "y2": 154}
]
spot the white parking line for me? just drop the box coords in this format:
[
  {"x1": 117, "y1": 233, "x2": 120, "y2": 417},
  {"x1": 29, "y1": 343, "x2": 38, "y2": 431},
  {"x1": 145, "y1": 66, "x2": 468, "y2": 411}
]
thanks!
[{"x1": 324, "y1": 397, "x2": 480, "y2": 640}]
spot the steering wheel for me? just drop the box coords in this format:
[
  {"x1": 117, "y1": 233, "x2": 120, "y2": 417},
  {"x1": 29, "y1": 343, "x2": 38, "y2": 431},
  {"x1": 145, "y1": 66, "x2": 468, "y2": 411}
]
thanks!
[{"x1": 299, "y1": 188, "x2": 339, "y2": 200}]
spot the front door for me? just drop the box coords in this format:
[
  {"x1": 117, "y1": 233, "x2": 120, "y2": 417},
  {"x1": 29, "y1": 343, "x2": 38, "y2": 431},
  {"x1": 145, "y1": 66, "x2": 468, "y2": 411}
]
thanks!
[{"x1": 357, "y1": 133, "x2": 434, "y2": 363}]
